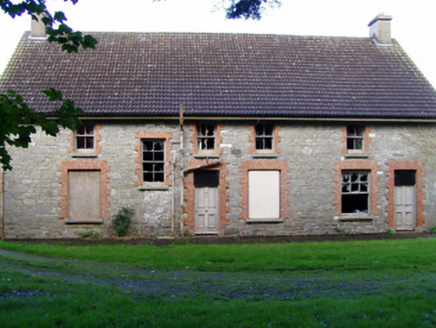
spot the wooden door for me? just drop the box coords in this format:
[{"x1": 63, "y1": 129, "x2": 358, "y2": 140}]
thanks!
[
  {"x1": 195, "y1": 187, "x2": 219, "y2": 234},
  {"x1": 395, "y1": 186, "x2": 416, "y2": 230},
  {"x1": 194, "y1": 170, "x2": 219, "y2": 234},
  {"x1": 394, "y1": 170, "x2": 416, "y2": 231},
  {"x1": 68, "y1": 170, "x2": 101, "y2": 222}
]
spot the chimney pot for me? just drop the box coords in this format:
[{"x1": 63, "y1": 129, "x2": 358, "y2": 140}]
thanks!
[{"x1": 368, "y1": 14, "x2": 392, "y2": 45}]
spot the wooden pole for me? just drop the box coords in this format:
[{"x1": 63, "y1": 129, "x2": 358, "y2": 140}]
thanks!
[{"x1": 179, "y1": 104, "x2": 185, "y2": 238}]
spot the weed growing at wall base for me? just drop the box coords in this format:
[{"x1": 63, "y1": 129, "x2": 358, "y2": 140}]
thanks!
[{"x1": 112, "y1": 207, "x2": 135, "y2": 237}]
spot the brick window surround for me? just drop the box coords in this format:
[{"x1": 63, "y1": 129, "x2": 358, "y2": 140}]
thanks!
[
  {"x1": 385, "y1": 161, "x2": 425, "y2": 228},
  {"x1": 248, "y1": 124, "x2": 281, "y2": 154},
  {"x1": 68, "y1": 123, "x2": 102, "y2": 154},
  {"x1": 333, "y1": 160, "x2": 380, "y2": 216},
  {"x1": 341, "y1": 125, "x2": 371, "y2": 155},
  {"x1": 239, "y1": 160, "x2": 290, "y2": 220},
  {"x1": 189, "y1": 124, "x2": 223, "y2": 155},
  {"x1": 134, "y1": 132, "x2": 173, "y2": 187},
  {"x1": 58, "y1": 160, "x2": 110, "y2": 220},
  {"x1": 184, "y1": 160, "x2": 229, "y2": 232}
]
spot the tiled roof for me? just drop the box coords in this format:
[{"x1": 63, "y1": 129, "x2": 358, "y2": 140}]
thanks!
[{"x1": 1, "y1": 32, "x2": 436, "y2": 119}]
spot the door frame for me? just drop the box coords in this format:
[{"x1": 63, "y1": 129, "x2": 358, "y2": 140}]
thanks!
[
  {"x1": 385, "y1": 161, "x2": 425, "y2": 230},
  {"x1": 184, "y1": 161, "x2": 229, "y2": 235},
  {"x1": 394, "y1": 170, "x2": 417, "y2": 231}
]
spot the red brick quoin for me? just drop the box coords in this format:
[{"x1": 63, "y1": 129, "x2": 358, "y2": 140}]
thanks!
[
  {"x1": 385, "y1": 161, "x2": 425, "y2": 228},
  {"x1": 58, "y1": 160, "x2": 111, "y2": 220}
]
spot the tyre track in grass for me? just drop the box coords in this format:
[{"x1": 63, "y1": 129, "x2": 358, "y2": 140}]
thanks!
[{"x1": 0, "y1": 248, "x2": 433, "y2": 301}]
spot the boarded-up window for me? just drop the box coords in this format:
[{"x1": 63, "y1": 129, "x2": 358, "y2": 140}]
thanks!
[
  {"x1": 248, "y1": 170, "x2": 280, "y2": 220},
  {"x1": 68, "y1": 170, "x2": 101, "y2": 222}
]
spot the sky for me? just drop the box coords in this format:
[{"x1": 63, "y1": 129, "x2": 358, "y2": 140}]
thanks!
[{"x1": 1, "y1": 0, "x2": 436, "y2": 88}]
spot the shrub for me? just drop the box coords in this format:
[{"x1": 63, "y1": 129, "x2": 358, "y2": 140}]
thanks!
[
  {"x1": 387, "y1": 228, "x2": 396, "y2": 235},
  {"x1": 429, "y1": 226, "x2": 436, "y2": 234},
  {"x1": 112, "y1": 207, "x2": 135, "y2": 237}
]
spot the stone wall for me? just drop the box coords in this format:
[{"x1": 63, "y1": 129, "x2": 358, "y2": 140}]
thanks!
[{"x1": 3, "y1": 120, "x2": 436, "y2": 238}]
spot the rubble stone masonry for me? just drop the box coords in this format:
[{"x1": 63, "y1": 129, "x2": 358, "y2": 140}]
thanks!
[{"x1": 4, "y1": 121, "x2": 436, "y2": 238}]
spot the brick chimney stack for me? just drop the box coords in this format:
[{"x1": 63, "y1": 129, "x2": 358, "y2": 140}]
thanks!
[{"x1": 368, "y1": 14, "x2": 392, "y2": 45}]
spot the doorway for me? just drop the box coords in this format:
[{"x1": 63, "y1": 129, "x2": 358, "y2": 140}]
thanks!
[
  {"x1": 394, "y1": 170, "x2": 416, "y2": 231},
  {"x1": 194, "y1": 170, "x2": 219, "y2": 234}
]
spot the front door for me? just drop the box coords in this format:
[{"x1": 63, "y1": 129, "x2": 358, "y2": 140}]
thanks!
[
  {"x1": 394, "y1": 170, "x2": 416, "y2": 231},
  {"x1": 194, "y1": 171, "x2": 219, "y2": 234}
]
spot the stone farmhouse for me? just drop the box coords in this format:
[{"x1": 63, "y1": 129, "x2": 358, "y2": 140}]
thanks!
[{"x1": 1, "y1": 15, "x2": 436, "y2": 238}]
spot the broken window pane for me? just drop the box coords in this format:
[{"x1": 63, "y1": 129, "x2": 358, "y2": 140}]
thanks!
[
  {"x1": 341, "y1": 171, "x2": 369, "y2": 213},
  {"x1": 197, "y1": 123, "x2": 215, "y2": 151}
]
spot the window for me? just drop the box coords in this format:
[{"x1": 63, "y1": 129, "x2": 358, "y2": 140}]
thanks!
[
  {"x1": 135, "y1": 132, "x2": 172, "y2": 188},
  {"x1": 341, "y1": 171, "x2": 369, "y2": 214},
  {"x1": 249, "y1": 170, "x2": 280, "y2": 220},
  {"x1": 58, "y1": 160, "x2": 110, "y2": 221},
  {"x1": 255, "y1": 123, "x2": 273, "y2": 151},
  {"x1": 197, "y1": 123, "x2": 216, "y2": 151},
  {"x1": 239, "y1": 160, "x2": 289, "y2": 221},
  {"x1": 249, "y1": 123, "x2": 280, "y2": 155},
  {"x1": 68, "y1": 170, "x2": 101, "y2": 222},
  {"x1": 142, "y1": 140, "x2": 165, "y2": 183},
  {"x1": 346, "y1": 125, "x2": 364, "y2": 151},
  {"x1": 76, "y1": 124, "x2": 95, "y2": 150}
]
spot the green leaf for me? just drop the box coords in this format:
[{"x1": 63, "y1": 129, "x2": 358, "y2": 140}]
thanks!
[
  {"x1": 53, "y1": 11, "x2": 67, "y2": 23},
  {"x1": 42, "y1": 88, "x2": 63, "y2": 101}
]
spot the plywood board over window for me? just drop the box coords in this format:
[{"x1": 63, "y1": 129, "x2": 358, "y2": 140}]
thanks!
[
  {"x1": 239, "y1": 160, "x2": 290, "y2": 222},
  {"x1": 248, "y1": 170, "x2": 280, "y2": 219},
  {"x1": 58, "y1": 160, "x2": 110, "y2": 222},
  {"x1": 68, "y1": 170, "x2": 101, "y2": 221}
]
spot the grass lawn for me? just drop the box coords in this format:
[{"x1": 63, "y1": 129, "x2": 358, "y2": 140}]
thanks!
[{"x1": 1, "y1": 238, "x2": 436, "y2": 327}]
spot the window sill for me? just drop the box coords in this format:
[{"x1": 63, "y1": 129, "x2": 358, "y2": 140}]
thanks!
[
  {"x1": 345, "y1": 153, "x2": 368, "y2": 159},
  {"x1": 65, "y1": 219, "x2": 103, "y2": 224},
  {"x1": 194, "y1": 153, "x2": 220, "y2": 159},
  {"x1": 246, "y1": 218, "x2": 284, "y2": 223},
  {"x1": 337, "y1": 214, "x2": 373, "y2": 221},
  {"x1": 72, "y1": 153, "x2": 98, "y2": 158},
  {"x1": 138, "y1": 184, "x2": 169, "y2": 191},
  {"x1": 252, "y1": 153, "x2": 278, "y2": 158}
]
